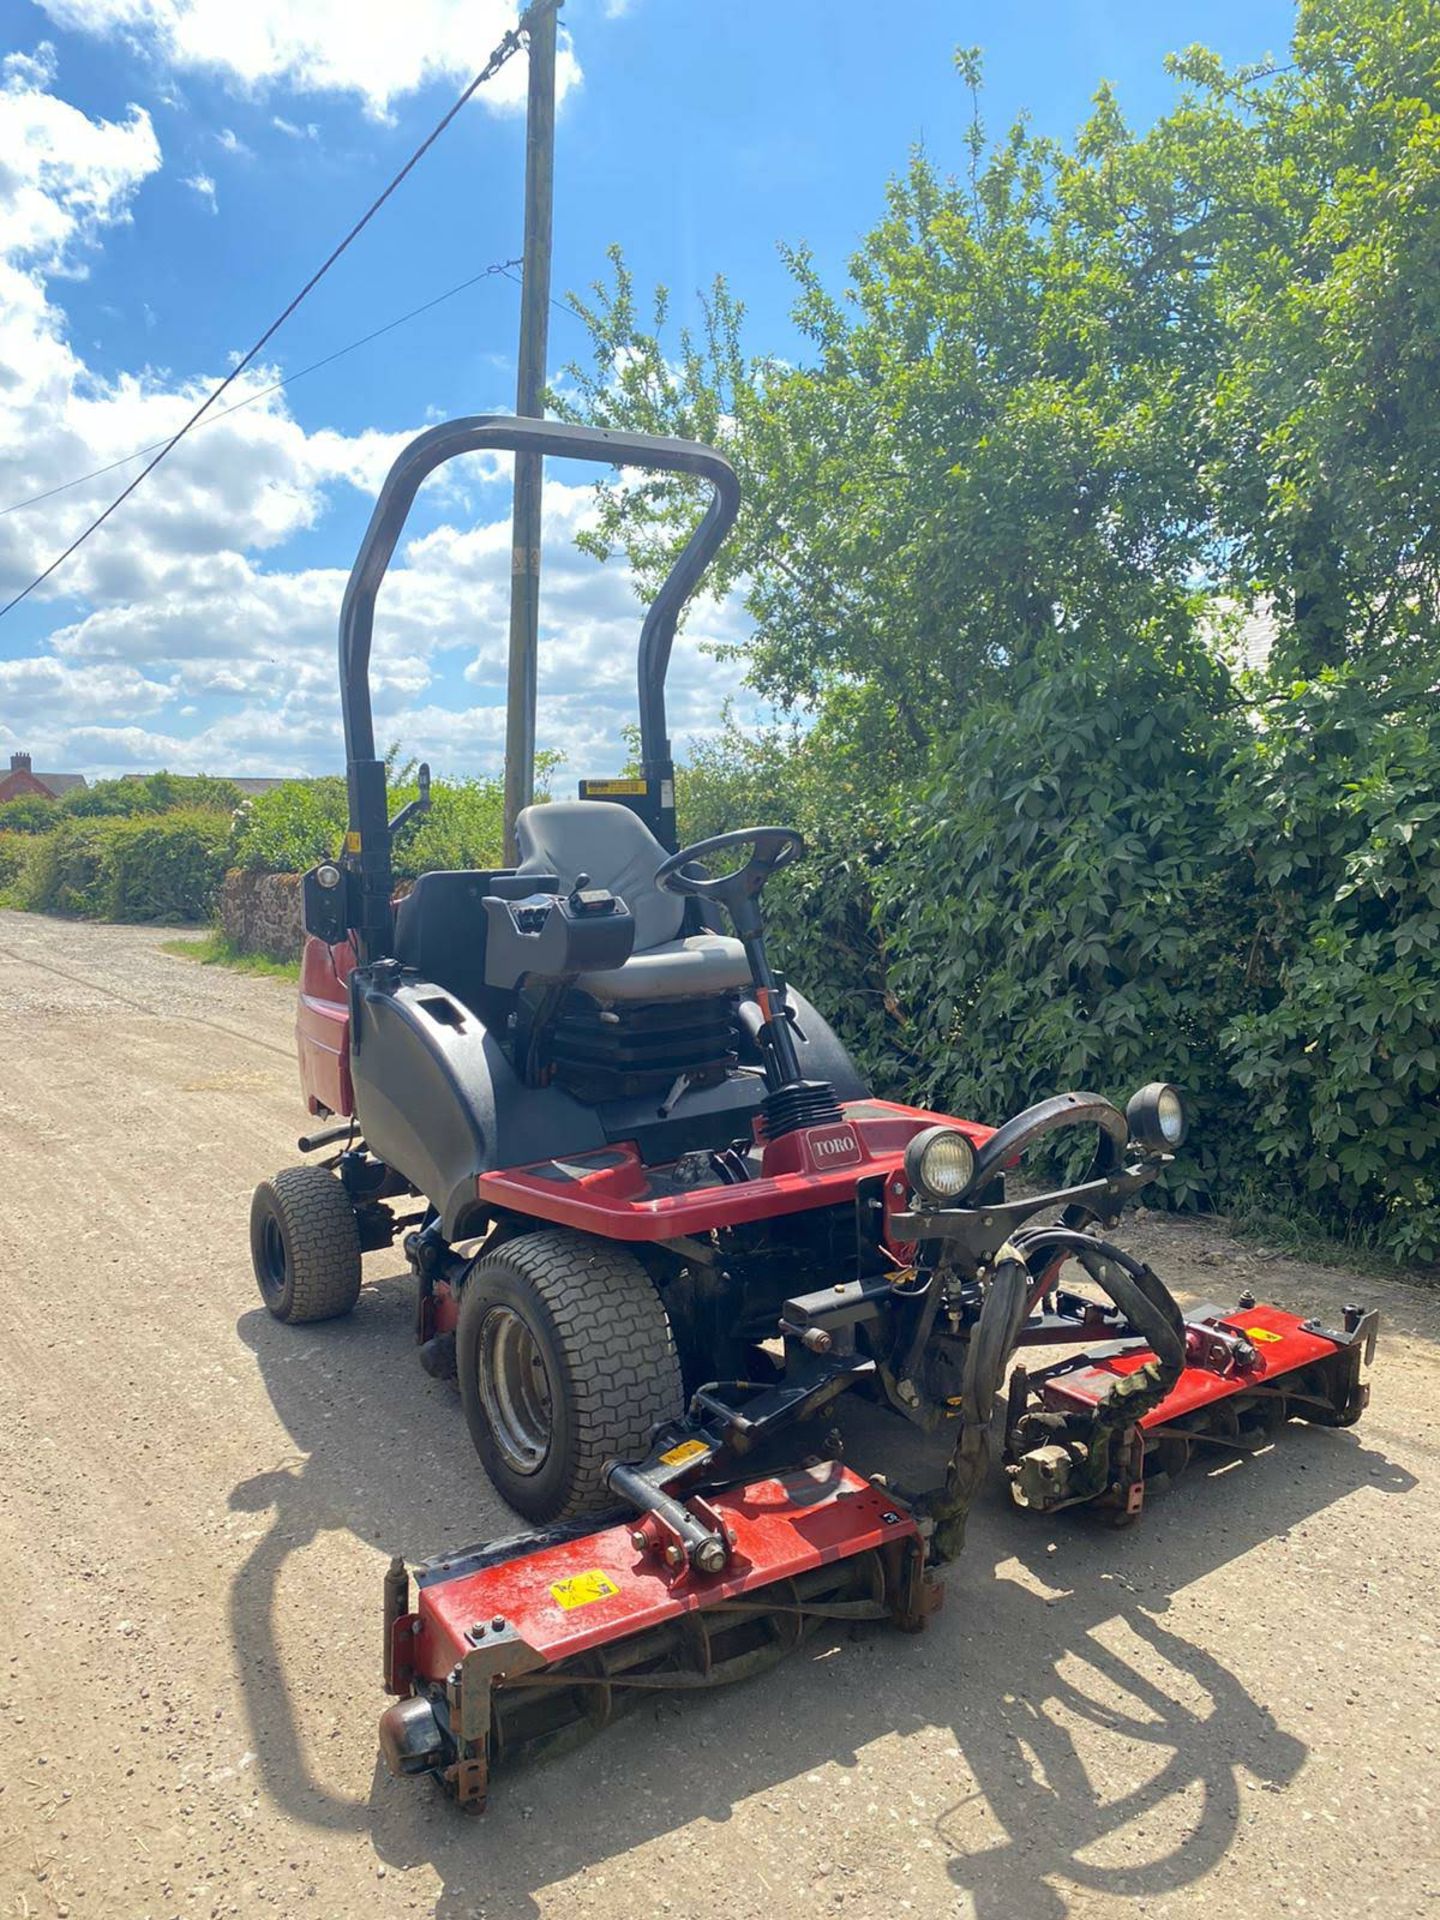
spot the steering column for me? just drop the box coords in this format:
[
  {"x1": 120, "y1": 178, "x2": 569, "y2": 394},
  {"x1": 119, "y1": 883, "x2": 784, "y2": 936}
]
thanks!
[{"x1": 654, "y1": 827, "x2": 845, "y2": 1138}]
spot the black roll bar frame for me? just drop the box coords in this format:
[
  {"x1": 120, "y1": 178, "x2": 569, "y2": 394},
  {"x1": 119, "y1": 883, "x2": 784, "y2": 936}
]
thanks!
[{"x1": 335, "y1": 415, "x2": 741, "y2": 962}]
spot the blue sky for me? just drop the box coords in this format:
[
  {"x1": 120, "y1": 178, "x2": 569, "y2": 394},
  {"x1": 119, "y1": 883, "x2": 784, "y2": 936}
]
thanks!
[{"x1": 0, "y1": 0, "x2": 1294, "y2": 781}]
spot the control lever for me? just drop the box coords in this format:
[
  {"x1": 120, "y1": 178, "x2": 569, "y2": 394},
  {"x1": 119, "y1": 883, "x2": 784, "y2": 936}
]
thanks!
[
  {"x1": 566, "y1": 871, "x2": 620, "y2": 917},
  {"x1": 387, "y1": 761, "x2": 431, "y2": 837}
]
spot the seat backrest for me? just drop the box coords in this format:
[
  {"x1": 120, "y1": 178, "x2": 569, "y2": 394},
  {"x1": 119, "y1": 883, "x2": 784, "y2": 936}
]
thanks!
[{"x1": 515, "y1": 801, "x2": 683, "y2": 954}]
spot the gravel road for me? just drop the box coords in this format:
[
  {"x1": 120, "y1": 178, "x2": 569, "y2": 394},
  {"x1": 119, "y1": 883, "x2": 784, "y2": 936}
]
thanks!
[{"x1": 1, "y1": 909, "x2": 1436, "y2": 1920}]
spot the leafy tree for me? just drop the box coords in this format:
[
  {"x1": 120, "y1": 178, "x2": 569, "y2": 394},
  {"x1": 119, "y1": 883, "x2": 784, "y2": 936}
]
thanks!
[
  {"x1": 61, "y1": 773, "x2": 244, "y2": 819},
  {"x1": 1170, "y1": 2, "x2": 1440, "y2": 673},
  {"x1": 554, "y1": 0, "x2": 1440, "y2": 1261},
  {"x1": 556, "y1": 72, "x2": 1223, "y2": 767},
  {"x1": 0, "y1": 793, "x2": 60, "y2": 834},
  {"x1": 1222, "y1": 667, "x2": 1440, "y2": 1259}
]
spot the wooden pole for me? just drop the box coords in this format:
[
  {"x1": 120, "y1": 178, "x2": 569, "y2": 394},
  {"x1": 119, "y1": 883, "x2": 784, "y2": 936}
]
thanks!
[{"x1": 502, "y1": 0, "x2": 558, "y2": 862}]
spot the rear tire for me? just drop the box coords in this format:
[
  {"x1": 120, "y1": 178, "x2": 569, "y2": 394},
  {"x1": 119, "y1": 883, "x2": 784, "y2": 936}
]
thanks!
[
  {"x1": 250, "y1": 1167, "x2": 363, "y2": 1323},
  {"x1": 457, "y1": 1228, "x2": 683, "y2": 1523}
]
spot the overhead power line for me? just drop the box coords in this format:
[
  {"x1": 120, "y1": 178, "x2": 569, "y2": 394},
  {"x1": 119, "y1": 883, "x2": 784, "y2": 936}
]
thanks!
[
  {"x1": 0, "y1": 256, "x2": 522, "y2": 520},
  {"x1": 0, "y1": 0, "x2": 559, "y2": 623},
  {"x1": 497, "y1": 263, "x2": 587, "y2": 331}
]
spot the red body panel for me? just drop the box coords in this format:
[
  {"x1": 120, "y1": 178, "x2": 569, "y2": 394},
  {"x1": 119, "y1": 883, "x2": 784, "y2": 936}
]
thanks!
[
  {"x1": 473, "y1": 1098, "x2": 993, "y2": 1240},
  {"x1": 292, "y1": 938, "x2": 984, "y2": 1235},
  {"x1": 407, "y1": 1463, "x2": 917, "y2": 1683},
  {"x1": 296, "y1": 934, "x2": 355, "y2": 1117},
  {"x1": 1041, "y1": 1303, "x2": 1341, "y2": 1426}
]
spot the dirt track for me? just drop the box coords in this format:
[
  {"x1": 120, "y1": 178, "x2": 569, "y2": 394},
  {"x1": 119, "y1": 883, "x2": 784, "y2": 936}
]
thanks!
[{"x1": 1, "y1": 908, "x2": 1437, "y2": 1920}]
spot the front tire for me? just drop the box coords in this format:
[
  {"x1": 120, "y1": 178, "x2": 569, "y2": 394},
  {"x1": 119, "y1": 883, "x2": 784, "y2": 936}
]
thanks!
[
  {"x1": 250, "y1": 1167, "x2": 363, "y2": 1323},
  {"x1": 457, "y1": 1229, "x2": 683, "y2": 1522}
]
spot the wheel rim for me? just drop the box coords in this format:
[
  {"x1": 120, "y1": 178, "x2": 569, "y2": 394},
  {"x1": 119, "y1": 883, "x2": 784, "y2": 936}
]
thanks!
[
  {"x1": 257, "y1": 1213, "x2": 288, "y2": 1306},
  {"x1": 477, "y1": 1305, "x2": 554, "y2": 1476}
]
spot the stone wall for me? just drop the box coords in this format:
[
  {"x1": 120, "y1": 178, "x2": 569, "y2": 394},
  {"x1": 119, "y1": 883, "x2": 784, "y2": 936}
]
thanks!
[{"x1": 216, "y1": 868, "x2": 303, "y2": 962}]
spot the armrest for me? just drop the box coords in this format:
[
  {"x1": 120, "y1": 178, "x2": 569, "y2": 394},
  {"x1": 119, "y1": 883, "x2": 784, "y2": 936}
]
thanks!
[{"x1": 481, "y1": 890, "x2": 636, "y2": 992}]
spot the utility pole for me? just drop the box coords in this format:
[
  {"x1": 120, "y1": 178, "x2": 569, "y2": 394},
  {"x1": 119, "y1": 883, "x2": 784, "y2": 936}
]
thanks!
[{"x1": 502, "y1": 0, "x2": 559, "y2": 863}]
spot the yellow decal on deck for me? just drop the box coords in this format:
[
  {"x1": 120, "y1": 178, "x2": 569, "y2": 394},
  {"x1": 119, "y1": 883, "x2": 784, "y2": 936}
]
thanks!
[
  {"x1": 550, "y1": 1569, "x2": 620, "y2": 1611},
  {"x1": 583, "y1": 778, "x2": 646, "y2": 795},
  {"x1": 658, "y1": 1437, "x2": 708, "y2": 1467},
  {"x1": 1244, "y1": 1326, "x2": 1283, "y2": 1343},
  {"x1": 343, "y1": 831, "x2": 361, "y2": 854}
]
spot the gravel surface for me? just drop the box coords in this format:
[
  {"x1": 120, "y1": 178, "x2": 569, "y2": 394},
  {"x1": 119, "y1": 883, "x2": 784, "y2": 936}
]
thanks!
[{"x1": 0, "y1": 908, "x2": 1436, "y2": 1920}]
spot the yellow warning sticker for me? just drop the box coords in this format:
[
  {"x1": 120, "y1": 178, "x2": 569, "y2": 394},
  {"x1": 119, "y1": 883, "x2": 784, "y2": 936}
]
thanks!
[
  {"x1": 1245, "y1": 1326, "x2": 1284, "y2": 1343},
  {"x1": 343, "y1": 831, "x2": 361, "y2": 854},
  {"x1": 583, "y1": 778, "x2": 647, "y2": 795},
  {"x1": 659, "y1": 1437, "x2": 708, "y2": 1468},
  {"x1": 550, "y1": 1570, "x2": 620, "y2": 1611}
]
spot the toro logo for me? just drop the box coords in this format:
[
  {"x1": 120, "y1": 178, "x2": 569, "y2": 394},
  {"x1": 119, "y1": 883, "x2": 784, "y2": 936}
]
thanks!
[{"x1": 805, "y1": 1123, "x2": 863, "y2": 1170}]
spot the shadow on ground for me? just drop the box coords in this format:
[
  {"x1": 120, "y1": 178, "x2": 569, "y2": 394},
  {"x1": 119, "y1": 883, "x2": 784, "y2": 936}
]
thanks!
[{"x1": 230, "y1": 1270, "x2": 1417, "y2": 1919}]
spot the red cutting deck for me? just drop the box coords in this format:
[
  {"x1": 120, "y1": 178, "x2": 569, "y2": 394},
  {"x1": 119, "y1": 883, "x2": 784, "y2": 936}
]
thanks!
[
  {"x1": 407, "y1": 1463, "x2": 917, "y2": 1679},
  {"x1": 1040, "y1": 1303, "x2": 1340, "y2": 1425}
]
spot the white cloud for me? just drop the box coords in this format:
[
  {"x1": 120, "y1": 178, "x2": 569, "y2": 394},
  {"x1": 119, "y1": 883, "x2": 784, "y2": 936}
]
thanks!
[
  {"x1": 0, "y1": 61, "x2": 753, "y2": 784},
  {"x1": 181, "y1": 168, "x2": 216, "y2": 209},
  {"x1": 3, "y1": 43, "x2": 60, "y2": 89},
  {"x1": 0, "y1": 655, "x2": 173, "y2": 718},
  {"x1": 34, "y1": 1, "x2": 582, "y2": 120},
  {"x1": 0, "y1": 52, "x2": 159, "y2": 267},
  {"x1": 215, "y1": 126, "x2": 249, "y2": 156}
]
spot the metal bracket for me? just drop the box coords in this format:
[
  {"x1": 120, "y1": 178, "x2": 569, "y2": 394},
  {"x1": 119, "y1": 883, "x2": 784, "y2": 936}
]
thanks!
[
  {"x1": 890, "y1": 1159, "x2": 1165, "y2": 1259},
  {"x1": 1301, "y1": 1306, "x2": 1380, "y2": 1366}
]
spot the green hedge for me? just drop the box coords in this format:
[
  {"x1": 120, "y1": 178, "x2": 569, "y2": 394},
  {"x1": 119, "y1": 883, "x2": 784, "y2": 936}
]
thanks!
[
  {"x1": 229, "y1": 767, "x2": 543, "y2": 880},
  {"x1": 0, "y1": 772, "x2": 242, "y2": 836},
  {"x1": 19, "y1": 811, "x2": 232, "y2": 922},
  {"x1": 872, "y1": 636, "x2": 1249, "y2": 1213},
  {"x1": 1221, "y1": 670, "x2": 1440, "y2": 1265},
  {"x1": 0, "y1": 831, "x2": 28, "y2": 895},
  {"x1": 676, "y1": 658, "x2": 1440, "y2": 1267},
  {"x1": 0, "y1": 794, "x2": 61, "y2": 835}
]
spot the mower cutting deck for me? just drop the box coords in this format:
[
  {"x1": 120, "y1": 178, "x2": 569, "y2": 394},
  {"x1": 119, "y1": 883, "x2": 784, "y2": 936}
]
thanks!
[
  {"x1": 381, "y1": 1463, "x2": 934, "y2": 1810},
  {"x1": 245, "y1": 415, "x2": 1379, "y2": 1813},
  {"x1": 380, "y1": 1288, "x2": 1375, "y2": 1808}
]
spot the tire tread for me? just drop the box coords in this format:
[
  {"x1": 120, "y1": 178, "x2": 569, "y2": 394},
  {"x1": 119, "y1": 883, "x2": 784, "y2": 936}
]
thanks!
[
  {"x1": 252, "y1": 1167, "x2": 362, "y2": 1323},
  {"x1": 464, "y1": 1228, "x2": 682, "y2": 1519}
]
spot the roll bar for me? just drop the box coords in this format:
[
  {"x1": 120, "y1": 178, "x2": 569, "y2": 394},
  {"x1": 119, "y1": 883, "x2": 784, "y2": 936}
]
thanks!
[{"x1": 336, "y1": 415, "x2": 741, "y2": 960}]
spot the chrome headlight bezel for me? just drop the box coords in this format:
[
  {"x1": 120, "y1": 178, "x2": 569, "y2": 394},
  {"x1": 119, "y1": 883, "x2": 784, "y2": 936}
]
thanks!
[
  {"x1": 903, "y1": 1123, "x2": 978, "y2": 1205},
  {"x1": 1126, "y1": 1082, "x2": 1188, "y2": 1152}
]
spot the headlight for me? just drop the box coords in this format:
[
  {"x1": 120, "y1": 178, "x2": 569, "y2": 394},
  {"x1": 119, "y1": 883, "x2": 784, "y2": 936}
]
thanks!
[
  {"x1": 903, "y1": 1124, "x2": 977, "y2": 1204},
  {"x1": 1127, "y1": 1082, "x2": 1188, "y2": 1152}
]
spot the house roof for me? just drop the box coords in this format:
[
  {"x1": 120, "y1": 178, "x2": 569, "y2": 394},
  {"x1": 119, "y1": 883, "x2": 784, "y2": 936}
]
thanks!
[
  {"x1": 120, "y1": 773, "x2": 293, "y2": 796},
  {"x1": 18, "y1": 772, "x2": 88, "y2": 795}
]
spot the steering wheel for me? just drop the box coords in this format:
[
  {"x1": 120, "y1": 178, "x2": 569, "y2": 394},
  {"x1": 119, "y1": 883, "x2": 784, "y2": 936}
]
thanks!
[{"x1": 654, "y1": 826, "x2": 805, "y2": 935}]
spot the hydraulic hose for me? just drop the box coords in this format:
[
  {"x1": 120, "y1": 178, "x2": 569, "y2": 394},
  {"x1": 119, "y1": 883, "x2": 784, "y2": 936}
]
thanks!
[
  {"x1": 924, "y1": 1230, "x2": 1187, "y2": 1562},
  {"x1": 1016, "y1": 1228, "x2": 1186, "y2": 1383},
  {"x1": 925, "y1": 1242, "x2": 1031, "y2": 1563}
]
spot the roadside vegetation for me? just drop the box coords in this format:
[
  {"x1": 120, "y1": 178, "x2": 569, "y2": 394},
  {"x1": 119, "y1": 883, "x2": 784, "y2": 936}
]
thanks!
[
  {"x1": 0, "y1": 778, "x2": 242, "y2": 921},
  {"x1": 5, "y1": 0, "x2": 1433, "y2": 1269},
  {"x1": 0, "y1": 760, "x2": 535, "y2": 923},
  {"x1": 225, "y1": 755, "x2": 556, "y2": 881},
  {"x1": 555, "y1": 0, "x2": 1440, "y2": 1266},
  {"x1": 160, "y1": 931, "x2": 301, "y2": 981}
]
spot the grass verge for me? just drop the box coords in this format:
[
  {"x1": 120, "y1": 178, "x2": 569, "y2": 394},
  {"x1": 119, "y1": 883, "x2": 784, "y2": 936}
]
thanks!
[
  {"x1": 1220, "y1": 1176, "x2": 1434, "y2": 1285},
  {"x1": 161, "y1": 930, "x2": 300, "y2": 982}
]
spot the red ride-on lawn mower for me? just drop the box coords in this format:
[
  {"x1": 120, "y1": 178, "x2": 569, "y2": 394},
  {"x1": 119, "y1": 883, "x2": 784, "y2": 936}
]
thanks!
[{"x1": 250, "y1": 416, "x2": 1378, "y2": 1813}]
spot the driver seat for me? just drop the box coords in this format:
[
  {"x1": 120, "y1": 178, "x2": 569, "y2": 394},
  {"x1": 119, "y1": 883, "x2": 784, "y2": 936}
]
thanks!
[{"x1": 513, "y1": 802, "x2": 752, "y2": 1002}]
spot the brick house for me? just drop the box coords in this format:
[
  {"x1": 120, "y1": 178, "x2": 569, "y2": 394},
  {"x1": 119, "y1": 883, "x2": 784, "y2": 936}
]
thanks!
[{"x1": 0, "y1": 752, "x2": 88, "y2": 804}]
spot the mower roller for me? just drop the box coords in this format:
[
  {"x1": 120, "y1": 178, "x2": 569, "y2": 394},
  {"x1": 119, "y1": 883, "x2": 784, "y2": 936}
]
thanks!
[{"x1": 248, "y1": 415, "x2": 1379, "y2": 1813}]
